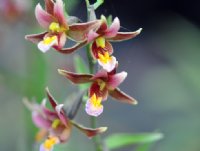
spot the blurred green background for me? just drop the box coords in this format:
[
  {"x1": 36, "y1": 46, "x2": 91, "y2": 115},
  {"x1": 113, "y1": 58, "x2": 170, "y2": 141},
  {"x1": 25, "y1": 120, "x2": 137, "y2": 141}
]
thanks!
[{"x1": 0, "y1": 0, "x2": 200, "y2": 151}]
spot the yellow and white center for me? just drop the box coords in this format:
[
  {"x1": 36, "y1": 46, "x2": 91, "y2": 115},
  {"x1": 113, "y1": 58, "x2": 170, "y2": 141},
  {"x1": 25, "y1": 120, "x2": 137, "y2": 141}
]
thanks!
[
  {"x1": 38, "y1": 36, "x2": 58, "y2": 53},
  {"x1": 97, "y1": 52, "x2": 117, "y2": 72},
  {"x1": 43, "y1": 36, "x2": 57, "y2": 45},
  {"x1": 85, "y1": 93, "x2": 104, "y2": 117},
  {"x1": 98, "y1": 52, "x2": 111, "y2": 64}
]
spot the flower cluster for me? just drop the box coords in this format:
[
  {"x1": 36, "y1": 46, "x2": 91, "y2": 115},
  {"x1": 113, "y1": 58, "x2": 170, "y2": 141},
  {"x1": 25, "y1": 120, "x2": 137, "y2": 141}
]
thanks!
[
  {"x1": 25, "y1": 0, "x2": 141, "y2": 150},
  {"x1": 24, "y1": 88, "x2": 107, "y2": 151},
  {"x1": 58, "y1": 69, "x2": 138, "y2": 117},
  {"x1": 25, "y1": 0, "x2": 100, "y2": 53}
]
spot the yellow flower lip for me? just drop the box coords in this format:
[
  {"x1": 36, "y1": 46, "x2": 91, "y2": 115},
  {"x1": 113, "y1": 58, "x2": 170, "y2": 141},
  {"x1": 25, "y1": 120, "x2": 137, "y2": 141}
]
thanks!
[
  {"x1": 44, "y1": 136, "x2": 59, "y2": 150},
  {"x1": 42, "y1": 36, "x2": 57, "y2": 45},
  {"x1": 98, "y1": 51, "x2": 111, "y2": 64},
  {"x1": 38, "y1": 36, "x2": 58, "y2": 53},
  {"x1": 90, "y1": 93, "x2": 103, "y2": 108}
]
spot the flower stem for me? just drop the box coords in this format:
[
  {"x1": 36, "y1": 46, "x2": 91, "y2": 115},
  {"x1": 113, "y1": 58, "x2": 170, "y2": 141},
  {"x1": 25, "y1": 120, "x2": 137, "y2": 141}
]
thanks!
[
  {"x1": 90, "y1": 117, "x2": 103, "y2": 151},
  {"x1": 87, "y1": 44, "x2": 95, "y2": 74},
  {"x1": 85, "y1": 1, "x2": 103, "y2": 151},
  {"x1": 86, "y1": 45, "x2": 103, "y2": 151}
]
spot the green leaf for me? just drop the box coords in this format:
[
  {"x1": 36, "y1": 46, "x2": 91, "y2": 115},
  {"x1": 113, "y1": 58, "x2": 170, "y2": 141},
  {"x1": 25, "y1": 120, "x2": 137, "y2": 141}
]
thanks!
[
  {"x1": 25, "y1": 49, "x2": 47, "y2": 101},
  {"x1": 74, "y1": 55, "x2": 90, "y2": 90},
  {"x1": 135, "y1": 143, "x2": 153, "y2": 151},
  {"x1": 105, "y1": 133, "x2": 163, "y2": 150}
]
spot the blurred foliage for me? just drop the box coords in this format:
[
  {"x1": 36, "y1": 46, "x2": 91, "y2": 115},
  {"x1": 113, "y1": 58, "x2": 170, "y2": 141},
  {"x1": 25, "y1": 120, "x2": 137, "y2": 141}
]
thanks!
[
  {"x1": 137, "y1": 14, "x2": 200, "y2": 151},
  {"x1": 105, "y1": 133, "x2": 163, "y2": 150}
]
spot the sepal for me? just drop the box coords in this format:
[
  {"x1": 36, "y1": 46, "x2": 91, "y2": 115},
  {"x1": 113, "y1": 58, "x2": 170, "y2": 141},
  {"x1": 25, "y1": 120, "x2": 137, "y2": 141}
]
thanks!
[
  {"x1": 71, "y1": 120, "x2": 107, "y2": 138},
  {"x1": 109, "y1": 88, "x2": 138, "y2": 105},
  {"x1": 25, "y1": 32, "x2": 47, "y2": 44},
  {"x1": 68, "y1": 20, "x2": 101, "y2": 42},
  {"x1": 58, "y1": 69, "x2": 93, "y2": 84},
  {"x1": 35, "y1": 3, "x2": 53, "y2": 28},
  {"x1": 108, "y1": 28, "x2": 142, "y2": 42}
]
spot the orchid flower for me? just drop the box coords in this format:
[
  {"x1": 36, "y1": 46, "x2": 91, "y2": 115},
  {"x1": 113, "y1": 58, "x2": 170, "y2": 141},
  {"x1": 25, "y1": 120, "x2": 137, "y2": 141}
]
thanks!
[
  {"x1": 87, "y1": 15, "x2": 142, "y2": 72},
  {"x1": 25, "y1": 0, "x2": 100, "y2": 54},
  {"x1": 24, "y1": 88, "x2": 107, "y2": 151},
  {"x1": 58, "y1": 69, "x2": 138, "y2": 117}
]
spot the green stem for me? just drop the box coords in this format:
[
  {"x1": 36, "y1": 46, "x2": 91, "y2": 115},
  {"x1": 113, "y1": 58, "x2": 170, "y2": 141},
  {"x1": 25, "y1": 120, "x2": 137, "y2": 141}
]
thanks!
[
  {"x1": 86, "y1": 45, "x2": 103, "y2": 151},
  {"x1": 90, "y1": 116, "x2": 103, "y2": 151},
  {"x1": 85, "y1": 1, "x2": 104, "y2": 151},
  {"x1": 87, "y1": 44, "x2": 95, "y2": 73}
]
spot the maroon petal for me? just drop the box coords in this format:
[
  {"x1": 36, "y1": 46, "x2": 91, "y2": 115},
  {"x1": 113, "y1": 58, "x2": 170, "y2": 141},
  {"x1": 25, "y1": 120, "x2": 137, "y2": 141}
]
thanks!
[
  {"x1": 57, "y1": 32, "x2": 67, "y2": 50},
  {"x1": 46, "y1": 87, "x2": 58, "y2": 109},
  {"x1": 107, "y1": 71, "x2": 127, "y2": 90},
  {"x1": 68, "y1": 20, "x2": 101, "y2": 42},
  {"x1": 109, "y1": 88, "x2": 138, "y2": 105},
  {"x1": 104, "y1": 17, "x2": 120, "y2": 38},
  {"x1": 46, "y1": 88, "x2": 69, "y2": 126},
  {"x1": 96, "y1": 17, "x2": 108, "y2": 34},
  {"x1": 91, "y1": 42, "x2": 99, "y2": 59},
  {"x1": 53, "y1": 0, "x2": 67, "y2": 27},
  {"x1": 41, "y1": 99, "x2": 58, "y2": 120},
  {"x1": 71, "y1": 121, "x2": 107, "y2": 138},
  {"x1": 58, "y1": 69, "x2": 93, "y2": 84},
  {"x1": 35, "y1": 3, "x2": 54, "y2": 28},
  {"x1": 56, "y1": 40, "x2": 87, "y2": 54},
  {"x1": 91, "y1": 41, "x2": 113, "y2": 59},
  {"x1": 107, "y1": 28, "x2": 142, "y2": 42},
  {"x1": 25, "y1": 32, "x2": 47, "y2": 44},
  {"x1": 104, "y1": 41, "x2": 114, "y2": 54},
  {"x1": 89, "y1": 82, "x2": 108, "y2": 100},
  {"x1": 44, "y1": 0, "x2": 54, "y2": 15}
]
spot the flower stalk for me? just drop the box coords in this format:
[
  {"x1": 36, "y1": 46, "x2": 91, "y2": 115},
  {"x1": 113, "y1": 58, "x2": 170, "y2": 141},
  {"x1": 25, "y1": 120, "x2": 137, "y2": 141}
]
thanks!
[
  {"x1": 87, "y1": 44, "x2": 95, "y2": 74},
  {"x1": 87, "y1": 44, "x2": 103, "y2": 151},
  {"x1": 91, "y1": 116, "x2": 103, "y2": 151},
  {"x1": 85, "y1": 1, "x2": 104, "y2": 150}
]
